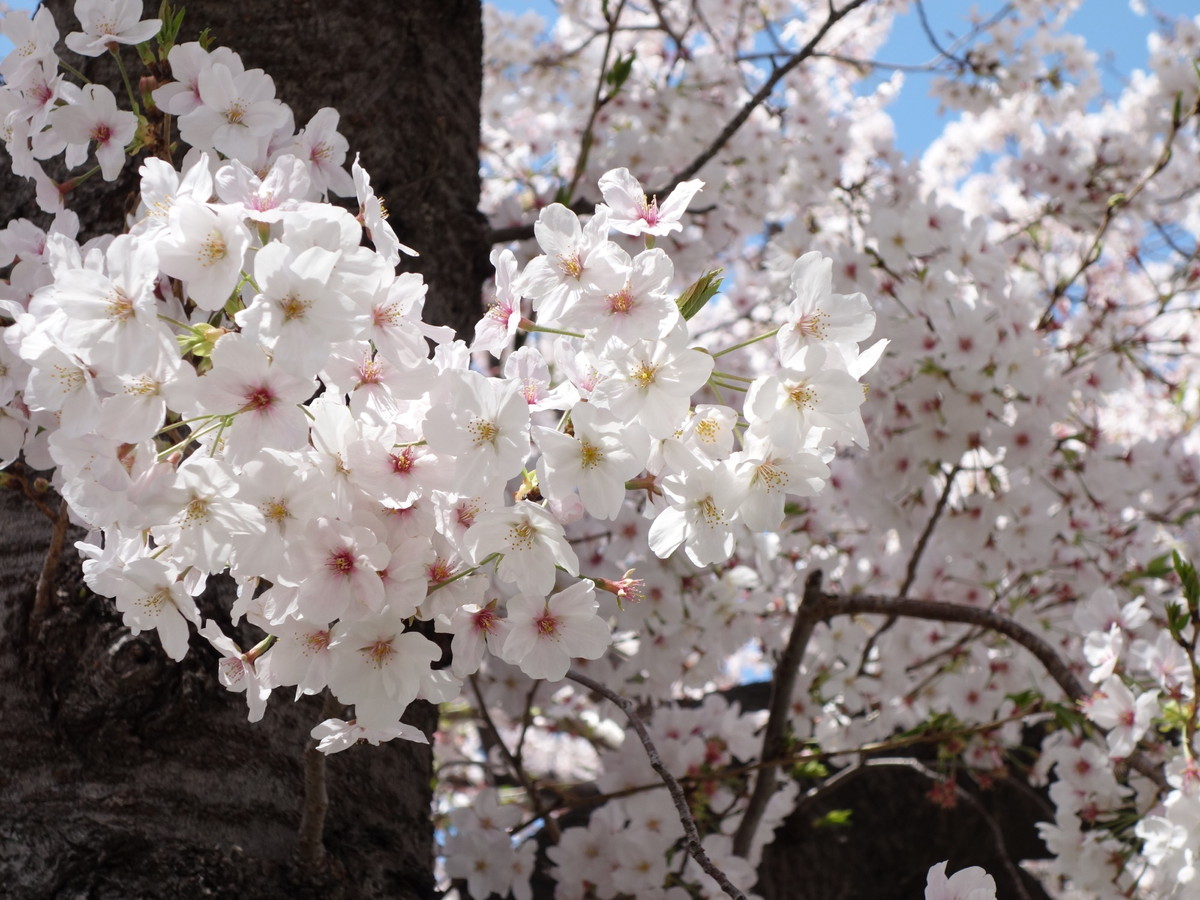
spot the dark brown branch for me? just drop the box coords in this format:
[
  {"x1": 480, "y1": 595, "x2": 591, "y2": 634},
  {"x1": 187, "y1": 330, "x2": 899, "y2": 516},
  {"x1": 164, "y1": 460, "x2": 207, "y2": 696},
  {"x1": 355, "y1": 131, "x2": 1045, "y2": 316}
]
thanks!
[
  {"x1": 567, "y1": 669, "x2": 748, "y2": 900},
  {"x1": 648, "y1": 0, "x2": 872, "y2": 196},
  {"x1": 296, "y1": 692, "x2": 340, "y2": 875},
  {"x1": 731, "y1": 568, "x2": 822, "y2": 858},
  {"x1": 29, "y1": 498, "x2": 70, "y2": 638},
  {"x1": 470, "y1": 675, "x2": 559, "y2": 842},
  {"x1": 813, "y1": 589, "x2": 1168, "y2": 791},
  {"x1": 1036, "y1": 91, "x2": 1200, "y2": 330},
  {"x1": 812, "y1": 591, "x2": 1087, "y2": 702}
]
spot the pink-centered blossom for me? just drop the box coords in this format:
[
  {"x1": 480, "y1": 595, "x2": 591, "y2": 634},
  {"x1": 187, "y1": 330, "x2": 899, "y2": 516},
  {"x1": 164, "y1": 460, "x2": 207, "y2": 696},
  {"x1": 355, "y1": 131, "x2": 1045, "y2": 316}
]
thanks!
[
  {"x1": 597, "y1": 167, "x2": 703, "y2": 237},
  {"x1": 501, "y1": 580, "x2": 610, "y2": 681}
]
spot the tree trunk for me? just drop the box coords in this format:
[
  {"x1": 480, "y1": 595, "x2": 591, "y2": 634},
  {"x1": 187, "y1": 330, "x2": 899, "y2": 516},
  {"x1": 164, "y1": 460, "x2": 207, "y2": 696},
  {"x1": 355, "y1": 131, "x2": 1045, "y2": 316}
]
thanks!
[{"x1": 0, "y1": 2, "x2": 485, "y2": 896}]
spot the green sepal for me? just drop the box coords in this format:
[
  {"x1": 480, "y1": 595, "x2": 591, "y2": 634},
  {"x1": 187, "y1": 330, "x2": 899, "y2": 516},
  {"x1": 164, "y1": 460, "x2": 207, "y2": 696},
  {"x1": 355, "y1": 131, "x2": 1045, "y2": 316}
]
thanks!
[{"x1": 675, "y1": 268, "x2": 723, "y2": 321}]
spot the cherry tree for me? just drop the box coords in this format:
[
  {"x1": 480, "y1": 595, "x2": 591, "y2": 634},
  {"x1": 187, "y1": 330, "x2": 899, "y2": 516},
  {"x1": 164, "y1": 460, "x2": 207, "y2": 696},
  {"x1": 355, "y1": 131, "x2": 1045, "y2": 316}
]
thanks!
[{"x1": 3, "y1": 1, "x2": 1200, "y2": 899}]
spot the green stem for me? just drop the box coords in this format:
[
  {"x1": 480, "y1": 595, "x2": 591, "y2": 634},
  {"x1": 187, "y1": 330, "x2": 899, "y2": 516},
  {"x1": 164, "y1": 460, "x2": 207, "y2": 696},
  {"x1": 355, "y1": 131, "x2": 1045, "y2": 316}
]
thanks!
[
  {"x1": 152, "y1": 413, "x2": 219, "y2": 440},
  {"x1": 156, "y1": 415, "x2": 229, "y2": 461},
  {"x1": 111, "y1": 48, "x2": 140, "y2": 113},
  {"x1": 427, "y1": 553, "x2": 501, "y2": 594},
  {"x1": 245, "y1": 633, "x2": 276, "y2": 664},
  {"x1": 712, "y1": 327, "x2": 780, "y2": 358},
  {"x1": 62, "y1": 165, "x2": 103, "y2": 192},
  {"x1": 518, "y1": 318, "x2": 585, "y2": 339},
  {"x1": 58, "y1": 58, "x2": 89, "y2": 82},
  {"x1": 713, "y1": 370, "x2": 755, "y2": 383}
]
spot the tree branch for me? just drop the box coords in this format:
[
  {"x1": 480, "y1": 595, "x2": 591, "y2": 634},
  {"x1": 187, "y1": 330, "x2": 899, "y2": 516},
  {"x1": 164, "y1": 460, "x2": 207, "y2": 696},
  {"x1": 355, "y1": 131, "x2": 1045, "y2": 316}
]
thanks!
[
  {"x1": 470, "y1": 675, "x2": 560, "y2": 842},
  {"x1": 813, "y1": 588, "x2": 1168, "y2": 790},
  {"x1": 296, "y1": 692, "x2": 340, "y2": 876},
  {"x1": 855, "y1": 463, "x2": 961, "y2": 675},
  {"x1": 488, "y1": 0, "x2": 871, "y2": 246},
  {"x1": 732, "y1": 568, "x2": 822, "y2": 858},
  {"x1": 813, "y1": 590, "x2": 1087, "y2": 702},
  {"x1": 29, "y1": 498, "x2": 70, "y2": 639},
  {"x1": 566, "y1": 668, "x2": 748, "y2": 900},
  {"x1": 1036, "y1": 91, "x2": 1200, "y2": 330},
  {"x1": 648, "y1": 0, "x2": 871, "y2": 196}
]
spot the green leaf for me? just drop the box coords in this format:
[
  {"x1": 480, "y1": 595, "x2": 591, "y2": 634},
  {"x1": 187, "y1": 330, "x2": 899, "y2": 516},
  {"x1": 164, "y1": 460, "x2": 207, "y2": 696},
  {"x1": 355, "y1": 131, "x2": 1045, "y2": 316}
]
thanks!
[
  {"x1": 813, "y1": 809, "x2": 852, "y2": 828},
  {"x1": 674, "y1": 268, "x2": 723, "y2": 321},
  {"x1": 1141, "y1": 553, "x2": 1174, "y2": 580},
  {"x1": 1046, "y1": 701, "x2": 1087, "y2": 733},
  {"x1": 1004, "y1": 689, "x2": 1041, "y2": 711},
  {"x1": 791, "y1": 759, "x2": 829, "y2": 780},
  {"x1": 1165, "y1": 601, "x2": 1189, "y2": 638},
  {"x1": 157, "y1": 1, "x2": 186, "y2": 51},
  {"x1": 604, "y1": 51, "x2": 636, "y2": 93},
  {"x1": 1173, "y1": 551, "x2": 1200, "y2": 614}
]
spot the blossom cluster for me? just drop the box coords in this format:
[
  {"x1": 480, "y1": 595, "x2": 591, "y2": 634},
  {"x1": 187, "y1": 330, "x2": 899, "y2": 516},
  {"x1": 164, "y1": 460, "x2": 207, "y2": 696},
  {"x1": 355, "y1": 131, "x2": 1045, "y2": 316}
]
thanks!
[
  {"x1": 7, "y1": 0, "x2": 1200, "y2": 897},
  {"x1": 0, "y1": 0, "x2": 877, "y2": 781},
  {"x1": 476, "y1": 2, "x2": 1200, "y2": 898}
]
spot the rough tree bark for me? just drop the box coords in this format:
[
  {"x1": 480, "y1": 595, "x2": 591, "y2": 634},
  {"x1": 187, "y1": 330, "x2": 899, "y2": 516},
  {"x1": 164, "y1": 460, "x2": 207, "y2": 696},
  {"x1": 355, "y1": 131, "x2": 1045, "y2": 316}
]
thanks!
[{"x1": 0, "y1": 2, "x2": 485, "y2": 897}]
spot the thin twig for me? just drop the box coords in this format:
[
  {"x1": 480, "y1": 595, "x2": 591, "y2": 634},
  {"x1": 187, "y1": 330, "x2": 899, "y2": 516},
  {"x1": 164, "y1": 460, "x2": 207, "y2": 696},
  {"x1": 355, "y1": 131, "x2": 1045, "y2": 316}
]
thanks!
[
  {"x1": 649, "y1": 0, "x2": 872, "y2": 196},
  {"x1": 813, "y1": 590, "x2": 1168, "y2": 790},
  {"x1": 900, "y1": 463, "x2": 961, "y2": 600},
  {"x1": 851, "y1": 757, "x2": 1034, "y2": 900},
  {"x1": 1036, "y1": 92, "x2": 1200, "y2": 330},
  {"x1": 543, "y1": 707, "x2": 1051, "y2": 813},
  {"x1": 489, "y1": 0, "x2": 871, "y2": 246},
  {"x1": 470, "y1": 675, "x2": 560, "y2": 842},
  {"x1": 296, "y1": 692, "x2": 340, "y2": 875},
  {"x1": 731, "y1": 569, "x2": 822, "y2": 858},
  {"x1": 566, "y1": 668, "x2": 748, "y2": 900},
  {"x1": 856, "y1": 462, "x2": 960, "y2": 675},
  {"x1": 29, "y1": 498, "x2": 70, "y2": 637},
  {"x1": 562, "y1": 0, "x2": 628, "y2": 205}
]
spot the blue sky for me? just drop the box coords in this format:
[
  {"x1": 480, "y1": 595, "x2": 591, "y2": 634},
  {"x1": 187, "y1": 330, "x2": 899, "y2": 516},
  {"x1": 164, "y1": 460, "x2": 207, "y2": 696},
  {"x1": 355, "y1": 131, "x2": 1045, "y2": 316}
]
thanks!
[
  {"x1": 2, "y1": 0, "x2": 1196, "y2": 157},
  {"x1": 485, "y1": 0, "x2": 1199, "y2": 157}
]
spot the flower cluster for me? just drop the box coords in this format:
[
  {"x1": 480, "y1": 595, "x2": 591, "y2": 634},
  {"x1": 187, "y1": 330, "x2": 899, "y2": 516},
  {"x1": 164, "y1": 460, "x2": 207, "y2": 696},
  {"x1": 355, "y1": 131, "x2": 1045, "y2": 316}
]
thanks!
[
  {"x1": 0, "y1": 3, "x2": 876, "y2": 770},
  {"x1": 8, "y1": 0, "x2": 1200, "y2": 897}
]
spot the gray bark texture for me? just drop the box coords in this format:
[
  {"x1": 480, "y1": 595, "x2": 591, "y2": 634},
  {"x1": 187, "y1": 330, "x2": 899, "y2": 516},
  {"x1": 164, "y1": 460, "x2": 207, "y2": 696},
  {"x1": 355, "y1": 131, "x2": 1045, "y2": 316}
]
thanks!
[{"x1": 0, "y1": 1, "x2": 485, "y2": 897}]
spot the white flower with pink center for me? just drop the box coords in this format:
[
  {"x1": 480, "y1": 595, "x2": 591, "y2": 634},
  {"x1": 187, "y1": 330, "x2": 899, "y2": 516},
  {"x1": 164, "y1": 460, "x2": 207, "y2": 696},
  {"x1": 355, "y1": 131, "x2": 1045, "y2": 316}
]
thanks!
[
  {"x1": 465, "y1": 500, "x2": 579, "y2": 597},
  {"x1": 183, "y1": 332, "x2": 315, "y2": 465},
  {"x1": 198, "y1": 621, "x2": 272, "y2": 722},
  {"x1": 560, "y1": 246, "x2": 679, "y2": 346},
  {"x1": 445, "y1": 601, "x2": 510, "y2": 678},
  {"x1": 1084, "y1": 675, "x2": 1160, "y2": 759},
  {"x1": 501, "y1": 581, "x2": 610, "y2": 681},
  {"x1": 326, "y1": 611, "x2": 442, "y2": 727},
  {"x1": 597, "y1": 167, "x2": 704, "y2": 237},
  {"x1": 290, "y1": 517, "x2": 390, "y2": 623},
  {"x1": 64, "y1": 0, "x2": 161, "y2": 57}
]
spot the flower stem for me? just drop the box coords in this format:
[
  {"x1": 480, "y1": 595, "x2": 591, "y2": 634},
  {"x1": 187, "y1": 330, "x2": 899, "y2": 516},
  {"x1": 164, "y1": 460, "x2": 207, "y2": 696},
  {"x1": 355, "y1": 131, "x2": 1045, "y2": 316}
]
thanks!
[
  {"x1": 518, "y1": 318, "x2": 585, "y2": 339},
  {"x1": 427, "y1": 553, "x2": 500, "y2": 594},
  {"x1": 111, "y1": 47, "x2": 140, "y2": 112},
  {"x1": 712, "y1": 327, "x2": 779, "y2": 358}
]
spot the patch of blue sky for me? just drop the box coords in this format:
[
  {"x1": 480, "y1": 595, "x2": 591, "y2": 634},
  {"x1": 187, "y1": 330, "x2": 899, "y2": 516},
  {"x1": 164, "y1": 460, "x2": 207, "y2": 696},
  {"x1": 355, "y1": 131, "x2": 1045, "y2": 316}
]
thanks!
[{"x1": 485, "y1": 0, "x2": 1199, "y2": 161}]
